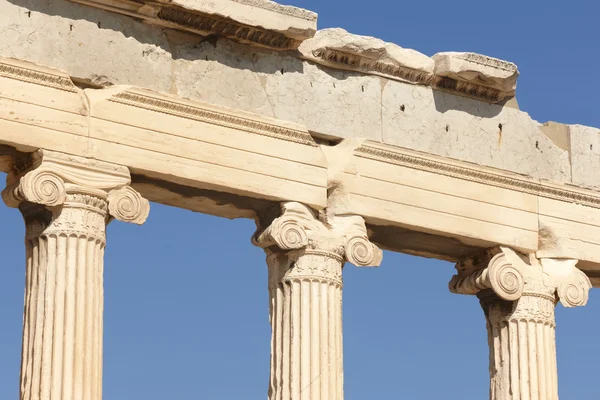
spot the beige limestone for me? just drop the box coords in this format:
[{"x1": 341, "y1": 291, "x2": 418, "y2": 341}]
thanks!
[
  {"x1": 432, "y1": 52, "x2": 519, "y2": 102},
  {"x1": 450, "y1": 247, "x2": 591, "y2": 400},
  {"x1": 253, "y1": 202, "x2": 382, "y2": 399},
  {"x1": 2, "y1": 150, "x2": 149, "y2": 400}
]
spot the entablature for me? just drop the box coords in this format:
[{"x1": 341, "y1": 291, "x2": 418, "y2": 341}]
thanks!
[{"x1": 1, "y1": 56, "x2": 600, "y2": 282}]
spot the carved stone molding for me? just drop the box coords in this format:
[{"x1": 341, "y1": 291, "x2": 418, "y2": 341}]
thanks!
[
  {"x1": 8, "y1": 151, "x2": 150, "y2": 400},
  {"x1": 2, "y1": 150, "x2": 150, "y2": 225},
  {"x1": 110, "y1": 90, "x2": 318, "y2": 147},
  {"x1": 0, "y1": 59, "x2": 78, "y2": 93},
  {"x1": 299, "y1": 28, "x2": 435, "y2": 86},
  {"x1": 433, "y1": 52, "x2": 518, "y2": 102},
  {"x1": 450, "y1": 246, "x2": 591, "y2": 400},
  {"x1": 356, "y1": 142, "x2": 600, "y2": 209},
  {"x1": 254, "y1": 202, "x2": 381, "y2": 399},
  {"x1": 450, "y1": 246, "x2": 591, "y2": 307},
  {"x1": 156, "y1": 7, "x2": 300, "y2": 50},
  {"x1": 253, "y1": 201, "x2": 382, "y2": 268},
  {"x1": 68, "y1": 0, "x2": 317, "y2": 50}
]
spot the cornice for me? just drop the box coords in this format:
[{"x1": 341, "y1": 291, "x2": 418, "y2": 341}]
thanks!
[
  {"x1": 433, "y1": 76, "x2": 508, "y2": 103},
  {"x1": 68, "y1": 0, "x2": 315, "y2": 50},
  {"x1": 309, "y1": 48, "x2": 434, "y2": 86},
  {"x1": 156, "y1": 7, "x2": 300, "y2": 50},
  {"x1": 305, "y1": 51, "x2": 513, "y2": 103},
  {"x1": 0, "y1": 59, "x2": 77, "y2": 92},
  {"x1": 109, "y1": 90, "x2": 319, "y2": 147},
  {"x1": 356, "y1": 142, "x2": 600, "y2": 208}
]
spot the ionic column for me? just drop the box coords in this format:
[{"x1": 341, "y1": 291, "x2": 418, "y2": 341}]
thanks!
[
  {"x1": 449, "y1": 246, "x2": 591, "y2": 400},
  {"x1": 253, "y1": 202, "x2": 382, "y2": 400},
  {"x1": 2, "y1": 150, "x2": 150, "y2": 400}
]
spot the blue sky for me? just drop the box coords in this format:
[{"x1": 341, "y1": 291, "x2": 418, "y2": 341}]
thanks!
[{"x1": 1, "y1": 0, "x2": 599, "y2": 398}]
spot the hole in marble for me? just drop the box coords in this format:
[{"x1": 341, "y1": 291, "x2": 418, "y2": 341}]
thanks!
[
  {"x1": 536, "y1": 141, "x2": 539, "y2": 149},
  {"x1": 445, "y1": 124, "x2": 450, "y2": 132},
  {"x1": 591, "y1": 144, "x2": 594, "y2": 150},
  {"x1": 400, "y1": 105, "x2": 405, "y2": 112},
  {"x1": 333, "y1": 82, "x2": 336, "y2": 88},
  {"x1": 280, "y1": 68, "x2": 284, "y2": 74},
  {"x1": 361, "y1": 85, "x2": 364, "y2": 92},
  {"x1": 498, "y1": 123, "x2": 503, "y2": 131},
  {"x1": 70, "y1": 24, "x2": 74, "y2": 32},
  {"x1": 26, "y1": 11, "x2": 31, "y2": 17},
  {"x1": 97, "y1": 22, "x2": 101, "y2": 28}
]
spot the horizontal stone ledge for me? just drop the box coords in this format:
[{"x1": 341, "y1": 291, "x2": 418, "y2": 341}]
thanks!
[
  {"x1": 69, "y1": 0, "x2": 317, "y2": 50},
  {"x1": 299, "y1": 29, "x2": 519, "y2": 103}
]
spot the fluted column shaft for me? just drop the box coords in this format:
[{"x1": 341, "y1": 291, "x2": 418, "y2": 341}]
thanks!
[
  {"x1": 268, "y1": 251, "x2": 344, "y2": 400},
  {"x1": 479, "y1": 291, "x2": 558, "y2": 400},
  {"x1": 450, "y1": 247, "x2": 591, "y2": 400},
  {"x1": 20, "y1": 197, "x2": 107, "y2": 400},
  {"x1": 254, "y1": 202, "x2": 382, "y2": 400},
  {"x1": 3, "y1": 150, "x2": 150, "y2": 400}
]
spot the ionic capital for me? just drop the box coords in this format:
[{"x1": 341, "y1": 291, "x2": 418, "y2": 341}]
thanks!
[
  {"x1": 252, "y1": 202, "x2": 382, "y2": 267},
  {"x1": 2, "y1": 150, "x2": 149, "y2": 224},
  {"x1": 450, "y1": 246, "x2": 591, "y2": 307}
]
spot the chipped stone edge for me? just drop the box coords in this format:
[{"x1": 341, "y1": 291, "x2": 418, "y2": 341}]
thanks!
[
  {"x1": 67, "y1": 0, "x2": 516, "y2": 101},
  {"x1": 0, "y1": 59, "x2": 78, "y2": 93},
  {"x1": 68, "y1": 0, "x2": 311, "y2": 50},
  {"x1": 301, "y1": 48, "x2": 435, "y2": 86},
  {"x1": 304, "y1": 49, "x2": 515, "y2": 103},
  {"x1": 0, "y1": 57, "x2": 319, "y2": 148},
  {"x1": 356, "y1": 142, "x2": 600, "y2": 208},
  {"x1": 228, "y1": 0, "x2": 317, "y2": 22}
]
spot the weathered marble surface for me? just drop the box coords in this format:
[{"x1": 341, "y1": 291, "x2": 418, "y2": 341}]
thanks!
[
  {"x1": 297, "y1": 28, "x2": 434, "y2": 84},
  {"x1": 569, "y1": 124, "x2": 600, "y2": 188},
  {"x1": 433, "y1": 52, "x2": 519, "y2": 101},
  {"x1": 0, "y1": 0, "x2": 596, "y2": 188},
  {"x1": 164, "y1": 0, "x2": 317, "y2": 39}
]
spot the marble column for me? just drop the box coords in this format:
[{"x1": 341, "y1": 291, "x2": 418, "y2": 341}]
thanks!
[
  {"x1": 449, "y1": 246, "x2": 591, "y2": 400},
  {"x1": 253, "y1": 202, "x2": 382, "y2": 400},
  {"x1": 2, "y1": 150, "x2": 150, "y2": 400}
]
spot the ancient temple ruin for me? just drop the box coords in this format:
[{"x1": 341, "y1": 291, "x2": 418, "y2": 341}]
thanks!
[{"x1": 0, "y1": 0, "x2": 599, "y2": 399}]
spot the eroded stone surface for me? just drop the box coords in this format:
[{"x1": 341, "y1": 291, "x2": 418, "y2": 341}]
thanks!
[
  {"x1": 450, "y1": 247, "x2": 592, "y2": 400},
  {"x1": 569, "y1": 124, "x2": 600, "y2": 188},
  {"x1": 381, "y1": 81, "x2": 571, "y2": 183},
  {"x1": 0, "y1": 0, "x2": 173, "y2": 89},
  {"x1": 167, "y1": 0, "x2": 317, "y2": 39},
  {"x1": 433, "y1": 52, "x2": 519, "y2": 101},
  {"x1": 0, "y1": 0, "x2": 589, "y2": 187},
  {"x1": 298, "y1": 28, "x2": 434, "y2": 84}
]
